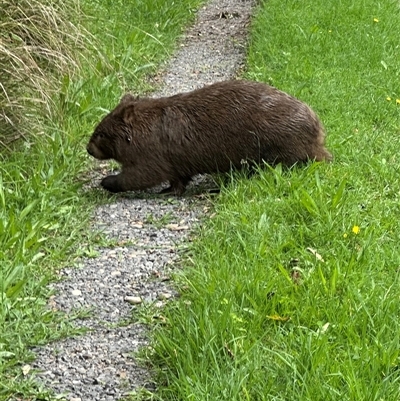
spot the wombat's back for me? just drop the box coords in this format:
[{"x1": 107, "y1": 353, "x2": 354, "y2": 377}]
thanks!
[{"x1": 160, "y1": 80, "x2": 331, "y2": 176}]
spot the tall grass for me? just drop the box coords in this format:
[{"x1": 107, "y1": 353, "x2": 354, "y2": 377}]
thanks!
[
  {"x1": 148, "y1": 0, "x2": 400, "y2": 400},
  {"x1": 0, "y1": 0, "x2": 203, "y2": 399},
  {"x1": 0, "y1": 0, "x2": 91, "y2": 144}
]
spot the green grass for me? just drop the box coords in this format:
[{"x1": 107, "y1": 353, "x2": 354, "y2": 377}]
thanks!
[
  {"x1": 148, "y1": 0, "x2": 400, "y2": 400},
  {"x1": 60, "y1": 0, "x2": 204, "y2": 123},
  {"x1": 0, "y1": 1, "x2": 203, "y2": 399}
]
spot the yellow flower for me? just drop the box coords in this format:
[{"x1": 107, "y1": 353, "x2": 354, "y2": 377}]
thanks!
[
  {"x1": 396, "y1": 99, "x2": 400, "y2": 104},
  {"x1": 373, "y1": 18, "x2": 379, "y2": 23},
  {"x1": 343, "y1": 233, "x2": 348, "y2": 238},
  {"x1": 352, "y1": 225, "x2": 360, "y2": 235},
  {"x1": 386, "y1": 97, "x2": 392, "y2": 101}
]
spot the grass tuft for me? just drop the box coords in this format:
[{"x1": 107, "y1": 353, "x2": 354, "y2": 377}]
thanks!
[{"x1": 0, "y1": 0, "x2": 91, "y2": 143}]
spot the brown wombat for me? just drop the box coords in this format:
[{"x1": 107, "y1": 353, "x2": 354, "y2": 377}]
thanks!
[{"x1": 87, "y1": 79, "x2": 332, "y2": 195}]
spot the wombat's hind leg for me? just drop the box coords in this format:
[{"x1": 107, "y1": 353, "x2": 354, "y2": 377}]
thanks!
[
  {"x1": 172, "y1": 177, "x2": 191, "y2": 195},
  {"x1": 313, "y1": 147, "x2": 333, "y2": 162},
  {"x1": 311, "y1": 129, "x2": 333, "y2": 162}
]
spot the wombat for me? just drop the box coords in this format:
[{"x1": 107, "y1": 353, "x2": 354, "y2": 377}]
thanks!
[{"x1": 87, "y1": 79, "x2": 332, "y2": 195}]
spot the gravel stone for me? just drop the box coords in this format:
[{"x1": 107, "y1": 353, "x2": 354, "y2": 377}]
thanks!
[
  {"x1": 125, "y1": 296, "x2": 143, "y2": 305},
  {"x1": 157, "y1": 292, "x2": 173, "y2": 300},
  {"x1": 31, "y1": 0, "x2": 255, "y2": 400}
]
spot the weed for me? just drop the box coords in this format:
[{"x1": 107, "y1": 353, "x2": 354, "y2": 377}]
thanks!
[{"x1": 145, "y1": 212, "x2": 175, "y2": 229}]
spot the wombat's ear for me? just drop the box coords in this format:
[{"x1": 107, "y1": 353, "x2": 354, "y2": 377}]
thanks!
[
  {"x1": 120, "y1": 93, "x2": 136, "y2": 104},
  {"x1": 121, "y1": 104, "x2": 136, "y2": 125}
]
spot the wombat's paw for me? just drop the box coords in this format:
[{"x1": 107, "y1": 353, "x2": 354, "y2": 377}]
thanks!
[
  {"x1": 171, "y1": 178, "x2": 191, "y2": 196},
  {"x1": 101, "y1": 175, "x2": 122, "y2": 193},
  {"x1": 159, "y1": 179, "x2": 188, "y2": 196}
]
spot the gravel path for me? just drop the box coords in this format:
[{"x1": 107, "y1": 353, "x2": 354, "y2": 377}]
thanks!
[{"x1": 32, "y1": 1, "x2": 255, "y2": 399}]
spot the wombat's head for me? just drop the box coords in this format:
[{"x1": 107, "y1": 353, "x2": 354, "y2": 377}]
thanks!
[{"x1": 87, "y1": 94, "x2": 137, "y2": 162}]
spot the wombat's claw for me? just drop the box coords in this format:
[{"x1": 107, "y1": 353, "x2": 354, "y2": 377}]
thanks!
[
  {"x1": 159, "y1": 185, "x2": 186, "y2": 196},
  {"x1": 159, "y1": 186, "x2": 174, "y2": 195},
  {"x1": 207, "y1": 187, "x2": 221, "y2": 194}
]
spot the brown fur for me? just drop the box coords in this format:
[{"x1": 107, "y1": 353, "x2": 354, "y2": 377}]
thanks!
[{"x1": 87, "y1": 80, "x2": 332, "y2": 194}]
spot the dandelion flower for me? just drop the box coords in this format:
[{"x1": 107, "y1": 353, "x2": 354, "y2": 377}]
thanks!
[
  {"x1": 343, "y1": 233, "x2": 348, "y2": 238},
  {"x1": 396, "y1": 99, "x2": 400, "y2": 104},
  {"x1": 352, "y1": 225, "x2": 360, "y2": 235},
  {"x1": 386, "y1": 97, "x2": 392, "y2": 101},
  {"x1": 373, "y1": 18, "x2": 379, "y2": 23}
]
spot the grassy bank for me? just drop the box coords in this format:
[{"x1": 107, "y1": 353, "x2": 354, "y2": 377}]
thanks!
[
  {"x1": 149, "y1": 0, "x2": 400, "y2": 399},
  {"x1": 0, "y1": 1, "x2": 202, "y2": 399}
]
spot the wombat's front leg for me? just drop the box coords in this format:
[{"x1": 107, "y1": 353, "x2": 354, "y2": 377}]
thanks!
[
  {"x1": 101, "y1": 174, "x2": 126, "y2": 193},
  {"x1": 100, "y1": 168, "x2": 164, "y2": 193}
]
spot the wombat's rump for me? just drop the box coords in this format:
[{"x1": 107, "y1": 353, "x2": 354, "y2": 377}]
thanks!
[{"x1": 87, "y1": 79, "x2": 332, "y2": 195}]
